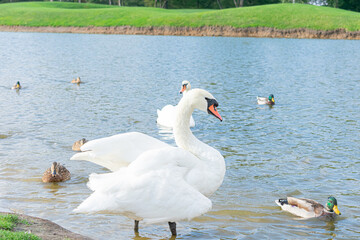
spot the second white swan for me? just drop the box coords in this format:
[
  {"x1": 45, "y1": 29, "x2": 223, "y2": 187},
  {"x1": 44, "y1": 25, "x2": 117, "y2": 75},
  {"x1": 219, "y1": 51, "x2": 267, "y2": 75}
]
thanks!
[{"x1": 156, "y1": 80, "x2": 195, "y2": 128}]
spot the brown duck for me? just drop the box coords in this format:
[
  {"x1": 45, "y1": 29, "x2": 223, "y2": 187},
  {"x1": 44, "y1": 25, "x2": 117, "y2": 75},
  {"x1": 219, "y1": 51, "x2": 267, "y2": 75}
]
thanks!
[
  {"x1": 42, "y1": 162, "x2": 71, "y2": 182},
  {"x1": 71, "y1": 77, "x2": 82, "y2": 84},
  {"x1": 72, "y1": 138, "x2": 88, "y2": 151}
]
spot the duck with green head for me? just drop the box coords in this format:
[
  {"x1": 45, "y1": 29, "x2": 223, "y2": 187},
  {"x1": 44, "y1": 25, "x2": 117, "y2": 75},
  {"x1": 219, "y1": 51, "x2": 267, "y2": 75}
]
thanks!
[
  {"x1": 257, "y1": 94, "x2": 275, "y2": 105},
  {"x1": 11, "y1": 81, "x2": 21, "y2": 90},
  {"x1": 275, "y1": 196, "x2": 341, "y2": 220}
]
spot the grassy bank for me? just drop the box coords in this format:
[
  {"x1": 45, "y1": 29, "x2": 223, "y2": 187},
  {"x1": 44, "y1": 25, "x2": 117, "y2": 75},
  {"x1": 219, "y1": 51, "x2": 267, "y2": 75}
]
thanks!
[
  {"x1": 0, "y1": 2, "x2": 360, "y2": 31},
  {"x1": 0, "y1": 214, "x2": 41, "y2": 240}
]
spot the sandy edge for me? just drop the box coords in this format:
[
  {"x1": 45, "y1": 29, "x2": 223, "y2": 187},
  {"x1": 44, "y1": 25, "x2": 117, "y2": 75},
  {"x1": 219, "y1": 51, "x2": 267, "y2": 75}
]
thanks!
[
  {"x1": 1, "y1": 25, "x2": 360, "y2": 39},
  {"x1": 0, "y1": 212, "x2": 92, "y2": 240}
]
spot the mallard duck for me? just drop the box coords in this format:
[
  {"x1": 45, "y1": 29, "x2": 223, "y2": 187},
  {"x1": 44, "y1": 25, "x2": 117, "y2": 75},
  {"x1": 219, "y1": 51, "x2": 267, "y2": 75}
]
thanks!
[
  {"x1": 156, "y1": 80, "x2": 195, "y2": 128},
  {"x1": 275, "y1": 196, "x2": 341, "y2": 220},
  {"x1": 72, "y1": 138, "x2": 88, "y2": 151},
  {"x1": 42, "y1": 162, "x2": 71, "y2": 182},
  {"x1": 11, "y1": 81, "x2": 21, "y2": 90},
  {"x1": 257, "y1": 94, "x2": 275, "y2": 105},
  {"x1": 71, "y1": 77, "x2": 82, "y2": 84}
]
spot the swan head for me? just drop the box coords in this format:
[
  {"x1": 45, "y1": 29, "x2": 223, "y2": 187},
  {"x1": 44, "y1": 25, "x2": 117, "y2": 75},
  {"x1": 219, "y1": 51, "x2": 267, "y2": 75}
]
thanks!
[
  {"x1": 186, "y1": 89, "x2": 222, "y2": 121},
  {"x1": 180, "y1": 80, "x2": 191, "y2": 94}
]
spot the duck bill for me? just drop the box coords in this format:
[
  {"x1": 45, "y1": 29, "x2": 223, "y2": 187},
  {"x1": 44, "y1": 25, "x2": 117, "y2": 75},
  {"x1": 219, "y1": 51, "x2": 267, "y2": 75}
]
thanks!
[
  {"x1": 179, "y1": 85, "x2": 186, "y2": 94},
  {"x1": 333, "y1": 205, "x2": 341, "y2": 215},
  {"x1": 271, "y1": 98, "x2": 275, "y2": 103},
  {"x1": 208, "y1": 104, "x2": 222, "y2": 121}
]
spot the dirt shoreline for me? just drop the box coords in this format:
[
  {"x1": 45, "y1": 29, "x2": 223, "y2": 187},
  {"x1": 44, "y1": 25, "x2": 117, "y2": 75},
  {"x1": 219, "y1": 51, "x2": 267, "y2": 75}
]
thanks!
[
  {"x1": 1, "y1": 212, "x2": 92, "y2": 240},
  {"x1": 1, "y1": 25, "x2": 360, "y2": 39}
]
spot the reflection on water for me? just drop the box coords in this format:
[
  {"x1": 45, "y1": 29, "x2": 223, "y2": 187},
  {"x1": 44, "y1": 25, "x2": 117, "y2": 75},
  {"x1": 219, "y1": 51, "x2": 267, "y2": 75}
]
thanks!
[{"x1": 0, "y1": 32, "x2": 360, "y2": 239}]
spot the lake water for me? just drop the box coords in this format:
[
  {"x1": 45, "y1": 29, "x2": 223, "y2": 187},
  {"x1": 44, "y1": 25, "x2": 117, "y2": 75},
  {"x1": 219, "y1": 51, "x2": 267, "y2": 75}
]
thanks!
[{"x1": 0, "y1": 32, "x2": 359, "y2": 239}]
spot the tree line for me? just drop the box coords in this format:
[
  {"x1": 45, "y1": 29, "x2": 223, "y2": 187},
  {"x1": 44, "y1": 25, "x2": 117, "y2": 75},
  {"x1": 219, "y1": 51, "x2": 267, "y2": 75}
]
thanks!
[{"x1": 1, "y1": 0, "x2": 360, "y2": 12}]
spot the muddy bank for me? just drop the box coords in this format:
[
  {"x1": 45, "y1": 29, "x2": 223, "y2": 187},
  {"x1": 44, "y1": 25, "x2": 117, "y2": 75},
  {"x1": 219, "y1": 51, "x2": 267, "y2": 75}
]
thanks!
[
  {"x1": 1, "y1": 25, "x2": 360, "y2": 39},
  {"x1": 0, "y1": 212, "x2": 92, "y2": 240}
]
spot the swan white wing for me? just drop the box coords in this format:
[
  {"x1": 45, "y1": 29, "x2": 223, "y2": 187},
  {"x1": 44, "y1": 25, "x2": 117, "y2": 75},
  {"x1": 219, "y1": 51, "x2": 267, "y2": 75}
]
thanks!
[
  {"x1": 74, "y1": 147, "x2": 212, "y2": 224},
  {"x1": 70, "y1": 132, "x2": 169, "y2": 171},
  {"x1": 156, "y1": 104, "x2": 176, "y2": 128}
]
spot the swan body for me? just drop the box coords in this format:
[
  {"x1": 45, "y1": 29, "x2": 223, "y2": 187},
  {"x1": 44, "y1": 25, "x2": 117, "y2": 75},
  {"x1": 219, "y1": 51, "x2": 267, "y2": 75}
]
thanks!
[
  {"x1": 275, "y1": 196, "x2": 341, "y2": 220},
  {"x1": 257, "y1": 94, "x2": 275, "y2": 105},
  {"x1": 157, "y1": 81, "x2": 195, "y2": 128},
  {"x1": 72, "y1": 88, "x2": 225, "y2": 234},
  {"x1": 42, "y1": 162, "x2": 71, "y2": 182}
]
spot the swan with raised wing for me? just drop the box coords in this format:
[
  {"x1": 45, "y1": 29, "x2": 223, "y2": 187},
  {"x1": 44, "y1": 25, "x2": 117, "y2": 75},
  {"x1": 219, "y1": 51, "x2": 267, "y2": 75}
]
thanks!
[
  {"x1": 156, "y1": 80, "x2": 195, "y2": 128},
  {"x1": 71, "y1": 89, "x2": 225, "y2": 236}
]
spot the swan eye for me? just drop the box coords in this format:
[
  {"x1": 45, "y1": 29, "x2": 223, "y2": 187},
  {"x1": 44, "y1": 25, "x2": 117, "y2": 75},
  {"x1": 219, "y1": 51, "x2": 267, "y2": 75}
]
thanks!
[{"x1": 205, "y1": 97, "x2": 218, "y2": 107}]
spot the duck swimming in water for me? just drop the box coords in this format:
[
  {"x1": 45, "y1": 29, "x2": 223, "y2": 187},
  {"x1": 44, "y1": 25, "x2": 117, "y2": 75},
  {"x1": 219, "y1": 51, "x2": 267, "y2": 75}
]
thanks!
[
  {"x1": 72, "y1": 138, "x2": 88, "y2": 151},
  {"x1": 11, "y1": 81, "x2": 21, "y2": 90},
  {"x1": 71, "y1": 77, "x2": 82, "y2": 84},
  {"x1": 275, "y1": 196, "x2": 341, "y2": 220},
  {"x1": 42, "y1": 162, "x2": 71, "y2": 183},
  {"x1": 257, "y1": 94, "x2": 275, "y2": 105}
]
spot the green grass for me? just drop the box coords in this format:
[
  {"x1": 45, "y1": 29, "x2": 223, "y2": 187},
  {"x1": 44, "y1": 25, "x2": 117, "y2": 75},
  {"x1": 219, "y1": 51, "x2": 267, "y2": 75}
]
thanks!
[
  {"x1": 0, "y1": 2, "x2": 360, "y2": 31},
  {"x1": 0, "y1": 214, "x2": 41, "y2": 240}
]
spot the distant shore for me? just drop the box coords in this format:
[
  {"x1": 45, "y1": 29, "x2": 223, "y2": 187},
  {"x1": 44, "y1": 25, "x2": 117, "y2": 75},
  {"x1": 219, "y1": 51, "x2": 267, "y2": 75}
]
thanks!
[{"x1": 1, "y1": 25, "x2": 360, "y2": 40}]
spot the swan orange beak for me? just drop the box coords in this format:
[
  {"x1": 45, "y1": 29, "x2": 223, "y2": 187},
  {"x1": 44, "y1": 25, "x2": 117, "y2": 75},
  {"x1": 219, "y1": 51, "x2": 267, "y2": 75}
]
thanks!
[
  {"x1": 208, "y1": 104, "x2": 222, "y2": 121},
  {"x1": 180, "y1": 85, "x2": 186, "y2": 94}
]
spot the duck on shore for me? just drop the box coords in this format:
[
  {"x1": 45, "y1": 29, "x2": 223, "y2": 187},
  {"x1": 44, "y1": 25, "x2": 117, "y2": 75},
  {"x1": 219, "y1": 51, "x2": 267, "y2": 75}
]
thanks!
[
  {"x1": 257, "y1": 94, "x2": 275, "y2": 105},
  {"x1": 71, "y1": 77, "x2": 82, "y2": 84},
  {"x1": 275, "y1": 196, "x2": 341, "y2": 220},
  {"x1": 11, "y1": 81, "x2": 21, "y2": 90},
  {"x1": 42, "y1": 162, "x2": 71, "y2": 183}
]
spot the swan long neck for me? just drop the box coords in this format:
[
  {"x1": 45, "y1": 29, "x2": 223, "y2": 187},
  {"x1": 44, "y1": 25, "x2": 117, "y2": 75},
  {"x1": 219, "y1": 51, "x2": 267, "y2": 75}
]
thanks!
[
  {"x1": 174, "y1": 97, "x2": 195, "y2": 151},
  {"x1": 173, "y1": 89, "x2": 225, "y2": 196},
  {"x1": 173, "y1": 95, "x2": 222, "y2": 161}
]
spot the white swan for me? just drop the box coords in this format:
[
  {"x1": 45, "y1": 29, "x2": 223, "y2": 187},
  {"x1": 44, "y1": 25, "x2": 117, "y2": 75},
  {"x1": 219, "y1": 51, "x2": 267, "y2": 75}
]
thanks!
[
  {"x1": 71, "y1": 89, "x2": 225, "y2": 236},
  {"x1": 156, "y1": 80, "x2": 195, "y2": 128}
]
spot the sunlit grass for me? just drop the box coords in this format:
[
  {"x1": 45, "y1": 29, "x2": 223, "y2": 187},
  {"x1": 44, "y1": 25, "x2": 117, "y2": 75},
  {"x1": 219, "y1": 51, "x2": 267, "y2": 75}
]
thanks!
[
  {"x1": 0, "y1": 214, "x2": 41, "y2": 240},
  {"x1": 0, "y1": 2, "x2": 360, "y2": 31}
]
